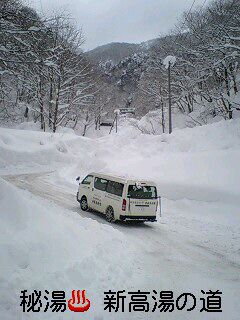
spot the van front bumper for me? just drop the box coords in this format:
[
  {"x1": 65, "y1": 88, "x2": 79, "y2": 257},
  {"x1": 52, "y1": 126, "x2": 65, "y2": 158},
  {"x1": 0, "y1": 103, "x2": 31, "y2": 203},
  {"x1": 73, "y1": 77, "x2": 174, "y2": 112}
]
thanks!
[{"x1": 119, "y1": 215, "x2": 157, "y2": 222}]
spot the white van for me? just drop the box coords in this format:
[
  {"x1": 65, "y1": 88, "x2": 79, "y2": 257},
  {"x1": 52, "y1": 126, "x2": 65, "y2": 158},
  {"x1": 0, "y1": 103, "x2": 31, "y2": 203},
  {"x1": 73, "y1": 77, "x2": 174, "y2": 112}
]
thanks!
[{"x1": 76, "y1": 172, "x2": 158, "y2": 223}]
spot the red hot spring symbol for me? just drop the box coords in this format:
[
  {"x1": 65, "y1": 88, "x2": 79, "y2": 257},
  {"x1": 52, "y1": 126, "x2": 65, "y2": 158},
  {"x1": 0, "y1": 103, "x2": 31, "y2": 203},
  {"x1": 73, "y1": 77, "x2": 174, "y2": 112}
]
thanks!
[{"x1": 68, "y1": 290, "x2": 90, "y2": 312}]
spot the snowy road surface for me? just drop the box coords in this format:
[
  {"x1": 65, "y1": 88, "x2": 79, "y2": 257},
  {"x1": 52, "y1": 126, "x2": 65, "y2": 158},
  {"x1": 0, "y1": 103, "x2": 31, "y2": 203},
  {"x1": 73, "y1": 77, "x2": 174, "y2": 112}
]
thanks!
[{"x1": 2, "y1": 171, "x2": 240, "y2": 320}]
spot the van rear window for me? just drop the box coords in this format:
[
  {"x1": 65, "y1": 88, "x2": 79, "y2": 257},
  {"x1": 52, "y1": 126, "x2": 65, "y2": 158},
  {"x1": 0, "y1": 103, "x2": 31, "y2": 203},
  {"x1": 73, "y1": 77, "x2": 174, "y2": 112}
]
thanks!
[
  {"x1": 128, "y1": 185, "x2": 157, "y2": 199},
  {"x1": 106, "y1": 181, "x2": 124, "y2": 197}
]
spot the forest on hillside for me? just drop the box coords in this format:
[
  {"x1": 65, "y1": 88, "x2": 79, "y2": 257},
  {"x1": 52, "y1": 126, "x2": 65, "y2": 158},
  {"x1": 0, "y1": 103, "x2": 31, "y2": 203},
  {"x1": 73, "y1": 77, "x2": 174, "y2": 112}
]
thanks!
[{"x1": 0, "y1": 0, "x2": 240, "y2": 134}]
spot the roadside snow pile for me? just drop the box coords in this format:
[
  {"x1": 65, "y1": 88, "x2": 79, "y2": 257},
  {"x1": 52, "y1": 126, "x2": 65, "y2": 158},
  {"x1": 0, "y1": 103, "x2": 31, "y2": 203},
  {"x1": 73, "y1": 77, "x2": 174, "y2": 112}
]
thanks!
[
  {"x1": 138, "y1": 108, "x2": 189, "y2": 133},
  {"x1": 93, "y1": 118, "x2": 240, "y2": 200},
  {"x1": 0, "y1": 127, "x2": 97, "y2": 175},
  {"x1": 16, "y1": 121, "x2": 42, "y2": 132},
  {"x1": 136, "y1": 105, "x2": 232, "y2": 134},
  {"x1": 0, "y1": 178, "x2": 138, "y2": 320},
  {"x1": 1, "y1": 118, "x2": 240, "y2": 200},
  {"x1": 15, "y1": 121, "x2": 76, "y2": 135}
]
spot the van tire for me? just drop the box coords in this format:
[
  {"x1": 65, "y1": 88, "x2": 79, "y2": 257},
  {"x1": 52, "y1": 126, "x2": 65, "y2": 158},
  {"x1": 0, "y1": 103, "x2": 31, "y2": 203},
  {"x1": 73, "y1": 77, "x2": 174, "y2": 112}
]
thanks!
[
  {"x1": 106, "y1": 206, "x2": 115, "y2": 223},
  {"x1": 80, "y1": 197, "x2": 88, "y2": 211}
]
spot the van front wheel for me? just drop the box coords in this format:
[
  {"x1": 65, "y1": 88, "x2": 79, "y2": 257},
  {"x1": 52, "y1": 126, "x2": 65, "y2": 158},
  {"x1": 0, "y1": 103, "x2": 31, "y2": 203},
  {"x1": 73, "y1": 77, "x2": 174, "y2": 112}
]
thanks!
[
  {"x1": 106, "y1": 206, "x2": 115, "y2": 223},
  {"x1": 80, "y1": 197, "x2": 88, "y2": 211}
]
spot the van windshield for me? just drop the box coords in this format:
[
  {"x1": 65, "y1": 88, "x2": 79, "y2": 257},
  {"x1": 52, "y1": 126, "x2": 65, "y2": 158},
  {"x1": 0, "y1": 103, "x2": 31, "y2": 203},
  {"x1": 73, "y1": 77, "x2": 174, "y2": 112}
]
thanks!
[{"x1": 128, "y1": 185, "x2": 157, "y2": 199}]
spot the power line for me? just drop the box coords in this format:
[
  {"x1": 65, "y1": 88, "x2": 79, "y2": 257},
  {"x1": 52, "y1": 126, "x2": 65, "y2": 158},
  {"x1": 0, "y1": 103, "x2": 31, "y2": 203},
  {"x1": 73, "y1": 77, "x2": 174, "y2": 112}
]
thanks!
[
  {"x1": 39, "y1": 0, "x2": 44, "y2": 14},
  {"x1": 183, "y1": 0, "x2": 198, "y2": 23},
  {"x1": 189, "y1": 0, "x2": 197, "y2": 11},
  {"x1": 201, "y1": 0, "x2": 208, "y2": 10}
]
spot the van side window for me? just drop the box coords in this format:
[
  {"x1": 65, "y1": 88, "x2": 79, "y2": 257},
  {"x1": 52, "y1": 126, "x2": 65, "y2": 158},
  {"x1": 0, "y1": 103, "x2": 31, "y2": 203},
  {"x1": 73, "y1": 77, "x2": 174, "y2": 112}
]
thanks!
[
  {"x1": 94, "y1": 177, "x2": 108, "y2": 191},
  {"x1": 82, "y1": 175, "x2": 93, "y2": 185},
  {"x1": 106, "y1": 181, "x2": 124, "y2": 197}
]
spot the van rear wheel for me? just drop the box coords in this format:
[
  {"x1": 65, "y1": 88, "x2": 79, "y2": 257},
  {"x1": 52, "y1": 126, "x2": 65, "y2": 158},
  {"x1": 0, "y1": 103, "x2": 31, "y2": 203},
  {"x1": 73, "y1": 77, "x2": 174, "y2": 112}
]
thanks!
[
  {"x1": 80, "y1": 197, "x2": 88, "y2": 211},
  {"x1": 106, "y1": 206, "x2": 115, "y2": 223}
]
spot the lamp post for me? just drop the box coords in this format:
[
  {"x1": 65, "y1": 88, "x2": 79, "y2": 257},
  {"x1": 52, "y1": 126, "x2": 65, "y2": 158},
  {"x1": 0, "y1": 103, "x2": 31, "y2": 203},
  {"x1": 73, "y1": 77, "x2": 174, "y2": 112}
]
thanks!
[
  {"x1": 163, "y1": 55, "x2": 176, "y2": 134},
  {"x1": 168, "y1": 61, "x2": 172, "y2": 134}
]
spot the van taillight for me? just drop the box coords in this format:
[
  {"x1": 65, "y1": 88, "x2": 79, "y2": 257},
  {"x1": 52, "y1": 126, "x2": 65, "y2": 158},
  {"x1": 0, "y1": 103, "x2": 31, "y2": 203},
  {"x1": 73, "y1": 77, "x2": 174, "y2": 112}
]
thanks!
[{"x1": 122, "y1": 199, "x2": 127, "y2": 211}]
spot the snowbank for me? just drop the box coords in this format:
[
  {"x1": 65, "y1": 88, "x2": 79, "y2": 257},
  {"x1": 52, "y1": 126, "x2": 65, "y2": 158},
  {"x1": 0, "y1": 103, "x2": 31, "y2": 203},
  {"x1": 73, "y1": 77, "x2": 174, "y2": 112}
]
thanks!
[
  {"x1": 87, "y1": 119, "x2": 240, "y2": 201},
  {"x1": 0, "y1": 178, "x2": 138, "y2": 319},
  {"x1": 1, "y1": 119, "x2": 240, "y2": 200}
]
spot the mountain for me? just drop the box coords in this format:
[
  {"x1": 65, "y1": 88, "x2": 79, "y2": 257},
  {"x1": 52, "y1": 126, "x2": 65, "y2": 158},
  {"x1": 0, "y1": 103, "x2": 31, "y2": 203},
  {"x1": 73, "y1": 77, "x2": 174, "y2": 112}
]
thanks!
[
  {"x1": 87, "y1": 39, "x2": 157, "y2": 65},
  {"x1": 87, "y1": 42, "x2": 140, "y2": 65}
]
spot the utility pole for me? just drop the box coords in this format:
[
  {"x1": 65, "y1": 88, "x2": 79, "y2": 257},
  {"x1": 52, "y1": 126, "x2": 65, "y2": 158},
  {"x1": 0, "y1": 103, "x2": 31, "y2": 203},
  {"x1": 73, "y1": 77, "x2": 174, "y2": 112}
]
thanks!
[
  {"x1": 159, "y1": 86, "x2": 165, "y2": 133},
  {"x1": 109, "y1": 114, "x2": 117, "y2": 134},
  {"x1": 168, "y1": 61, "x2": 172, "y2": 134}
]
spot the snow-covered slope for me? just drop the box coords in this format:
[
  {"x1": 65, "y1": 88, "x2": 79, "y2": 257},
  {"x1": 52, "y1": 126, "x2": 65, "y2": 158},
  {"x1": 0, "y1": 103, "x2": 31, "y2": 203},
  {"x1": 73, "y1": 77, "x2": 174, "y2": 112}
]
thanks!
[{"x1": 1, "y1": 118, "x2": 239, "y2": 198}]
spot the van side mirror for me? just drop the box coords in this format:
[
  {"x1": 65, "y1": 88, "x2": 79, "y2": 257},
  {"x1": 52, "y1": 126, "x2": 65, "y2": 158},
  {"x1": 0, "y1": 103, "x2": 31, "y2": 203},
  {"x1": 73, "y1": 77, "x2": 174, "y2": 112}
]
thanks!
[{"x1": 76, "y1": 176, "x2": 80, "y2": 182}]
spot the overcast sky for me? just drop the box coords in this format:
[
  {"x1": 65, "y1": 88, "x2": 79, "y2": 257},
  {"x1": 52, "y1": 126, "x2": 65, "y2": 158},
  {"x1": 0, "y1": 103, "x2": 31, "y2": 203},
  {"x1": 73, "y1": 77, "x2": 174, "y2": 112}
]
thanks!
[{"x1": 26, "y1": 0, "x2": 209, "y2": 50}]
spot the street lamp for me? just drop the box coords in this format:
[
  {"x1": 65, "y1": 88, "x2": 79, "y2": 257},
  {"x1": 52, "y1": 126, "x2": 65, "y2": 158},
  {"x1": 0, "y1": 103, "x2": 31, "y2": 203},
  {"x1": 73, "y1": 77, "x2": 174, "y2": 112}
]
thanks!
[{"x1": 163, "y1": 55, "x2": 176, "y2": 134}]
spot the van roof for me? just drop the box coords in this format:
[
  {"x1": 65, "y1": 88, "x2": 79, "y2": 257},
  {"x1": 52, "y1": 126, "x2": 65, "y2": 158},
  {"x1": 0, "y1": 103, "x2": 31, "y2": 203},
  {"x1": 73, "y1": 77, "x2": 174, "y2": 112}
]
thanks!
[{"x1": 89, "y1": 172, "x2": 156, "y2": 186}]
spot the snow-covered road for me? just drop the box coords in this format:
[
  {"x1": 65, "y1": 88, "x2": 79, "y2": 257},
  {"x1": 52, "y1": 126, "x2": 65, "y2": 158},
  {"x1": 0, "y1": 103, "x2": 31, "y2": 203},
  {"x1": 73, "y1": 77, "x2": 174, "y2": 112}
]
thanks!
[
  {"x1": 4, "y1": 172, "x2": 79, "y2": 211},
  {"x1": 2, "y1": 171, "x2": 240, "y2": 319}
]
